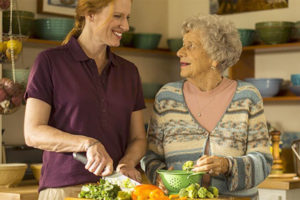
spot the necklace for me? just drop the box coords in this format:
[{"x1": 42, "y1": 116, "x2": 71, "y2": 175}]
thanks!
[{"x1": 196, "y1": 95, "x2": 216, "y2": 117}]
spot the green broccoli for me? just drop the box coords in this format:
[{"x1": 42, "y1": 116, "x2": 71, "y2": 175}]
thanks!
[
  {"x1": 178, "y1": 188, "x2": 188, "y2": 198},
  {"x1": 208, "y1": 186, "x2": 219, "y2": 197},
  {"x1": 197, "y1": 187, "x2": 208, "y2": 199},
  {"x1": 185, "y1": 183, "x2": 198, "y2": 198},
  {"x1": 206, "y1": 191, "x2": 214, "y2": 198},
  {"x1": 182, "y1": 160, "x2": 194, "y2": 171},
  {"x1": 117, "y1": 191, "x2": 131, "y2": 200}
]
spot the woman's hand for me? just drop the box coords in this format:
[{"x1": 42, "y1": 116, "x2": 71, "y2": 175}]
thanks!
[
  {"x1": 192, "y1": 155, "x2": 228, "y2": 176},
  {"x1": 156, "y1": 166, "x2": 173, "y2": 194},
  {"x1": 85, "y1": 141, "x2": 113, "y2": 176},
  {"x1": 116, "y1": 164, "x2": 142, "y2": 183}
]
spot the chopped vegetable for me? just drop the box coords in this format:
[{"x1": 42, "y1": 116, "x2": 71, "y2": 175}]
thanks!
[
  {"x1": 78, "y1": 179, "x2": 121, "y2": 200},
  {"x1": 206, "y1": 191, "x2": 214, "y2": 199},
  {"x1": 182, "y1": 161, "x2": 194, "y2": 171},
  {"x1": 178, "y1": 188, "x2": 188, "y2": 198},
  {"x1": 208, "y1": 186, "x2": 219, "y2": 197},
  {"x1": 197, "y1": 187, "x2": 208, "y2": 198},
  {"x1": 185, "y1": 183, "x2": 198, "y2": 198},
  {"x1": 117, "y1": 191, "x2": 131, "y2": 200}
]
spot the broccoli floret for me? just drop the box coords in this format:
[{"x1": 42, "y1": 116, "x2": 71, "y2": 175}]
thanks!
[
  {"x1": 117, "y1": 191, "x2": 131, "y2": 200},
  {"x1": 182, "y1": 160, "x2": 194, "y2": 171},
  {"x1": 186, "y1": 183, "x2": 198, "y2": 198},
  {"x1": 197, "y1": 187, "x2": 208, "y2": 199},
  {"x1": 208, "y1": 186, "x2": 219, "y2": 197},
  {"x1": 178, "y1": 188, "x2": 188, "y2": 198},
  {"x1": 206, "y1": 191, "x2": 214, "y2": 198}
]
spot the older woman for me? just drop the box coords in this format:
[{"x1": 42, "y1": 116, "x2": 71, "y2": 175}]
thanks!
[{"x1": 141, "y1": 14, "x2": 272, "y2": 199}]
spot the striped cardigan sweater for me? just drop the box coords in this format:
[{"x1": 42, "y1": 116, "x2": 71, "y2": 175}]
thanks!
[{"x1": 141, "y1": 80, "x2": 272, "y2": 198}]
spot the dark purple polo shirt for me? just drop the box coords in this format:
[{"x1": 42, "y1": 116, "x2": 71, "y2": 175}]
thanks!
[{"x1": 25, "y1": 37, "x2": 145, "y2": 191}]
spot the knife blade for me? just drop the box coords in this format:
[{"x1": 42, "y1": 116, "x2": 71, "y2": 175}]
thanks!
[{"x1": 72, "y1": 152, "x2": 141, "y2": 187}]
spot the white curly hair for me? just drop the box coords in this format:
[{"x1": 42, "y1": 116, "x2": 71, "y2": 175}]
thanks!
[{"x1": 181, "y1": 14, "x2": 242, "y2": 72}]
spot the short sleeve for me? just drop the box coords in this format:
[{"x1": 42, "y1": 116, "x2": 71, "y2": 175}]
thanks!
[
  {"x1": 24, "y1": 51, "x2": 53, "y2": 106},
  {"x1": 132, "y1": 66, "x2": 145, "y2": 111}
]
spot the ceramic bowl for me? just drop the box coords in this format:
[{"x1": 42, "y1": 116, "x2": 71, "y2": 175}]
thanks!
[
  {"x1": 291, "y1": 74, "x2": 300, "y2": 86},
  {"x1": 289, "y1": 85, "x2": 300, "y2": 96},
  {"x1": 34, "y1": 18, "x2": 74, "y2": 41},
  {"x1": 0, "y1": 163, "x2": 27, "y2": 188},
  {"x1": 238, "y1": 29, "x2": 256, "y2": 46},
  {"x1": 244, "y1": 78, "x2": 283, "y2": 97},
  {"x1": 167, "y1": 38, "x2": 183, "y2": 52},
  {"x1": 2, "y1": 10, "x2": 35, "y2": 36},
  {"x1": 291, "y1": 21, "x2": 300, "y2": 41},
  {"x1": 30, "y1": 163, "x2": 42, "y2": 182},
  {"x1": 142, "y1": 83, "x2": 162, "y2": 98},
  {"x1": 255, "y1": 21, "x2": 294, "y2": 44},
  {"x1": 133, "y1": 33, "x2": 162, "y2": 49}
]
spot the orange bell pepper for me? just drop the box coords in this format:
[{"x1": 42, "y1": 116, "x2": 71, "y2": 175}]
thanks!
[{"x1": 132, "y1": 184, "x2": 169, "y2": 200}]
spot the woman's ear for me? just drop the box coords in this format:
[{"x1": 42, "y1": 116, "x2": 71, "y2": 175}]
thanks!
[{"x1": 86, "y1": 13, "x2": 95, "y2": 22}]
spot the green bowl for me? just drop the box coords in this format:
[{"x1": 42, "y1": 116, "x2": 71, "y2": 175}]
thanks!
[
  {"x1": 2, "y1": 10, "x2": 35, "y2": 36},
  {"x1": 157, "y1": 170, "x2": 205, "y2": 194},
  {"x1": 291, "y1": 21, "x2": 300, "y2": 41},
  {"x1": 142, "y1": 83, "x2": 162, "y2": 99},
  {"x1": 255, "y1": 21, "x2": 294, "y2": 44},
  {"x1": 34, "y1": 18, "x2": 74, "y2": 41},
  {"x1": 167, "y1": 38, "x2": 183, "y2": 52},
  {"x1": 133, "y1": 33, "x2": 161, "y2": 49},
  {"x1": 121, "y1": 32, "x2": 134, "y2": 47},
  {"x1": 2, "y1": 68, "x2": 30, "y2": 87},
  {"x1": 238, "y1": 29, "x2": 255, "y2": 46}
]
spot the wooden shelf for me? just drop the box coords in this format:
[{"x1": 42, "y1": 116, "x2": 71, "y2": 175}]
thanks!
[
  {"x1": 25, "y1": 38, "x2": 176, "y2": 56},
  {"x1": 243, "y1": 41, "x2": 300, "y2": 51},
  {"x1": 145, "y1": 98, "x2": 155, "y2": 103},
  {"x1": 263, "y1": 96, "x2": 300, "y2": 102}
]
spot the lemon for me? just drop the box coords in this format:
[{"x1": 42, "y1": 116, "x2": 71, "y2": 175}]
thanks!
[{"x1": 7, "y1": 39, "x2": 22, "y2": 55}]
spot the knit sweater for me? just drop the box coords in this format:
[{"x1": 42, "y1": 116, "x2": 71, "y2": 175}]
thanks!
[{"x1": 141, "y1": 80, "x2": 272, "y2": 198}]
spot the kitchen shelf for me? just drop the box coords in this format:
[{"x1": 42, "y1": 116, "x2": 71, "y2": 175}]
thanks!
[
  {"x1": 24, "y1": 38, "x2": 176, "y2": 56},
  {"x1": 24, "y1": 38, "x2": 300, "y2": 102}
]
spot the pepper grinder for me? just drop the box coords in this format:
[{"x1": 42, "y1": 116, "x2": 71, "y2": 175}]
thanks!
[{"x1": 270, "y1": 130, "x2": 283, "y2": 174}]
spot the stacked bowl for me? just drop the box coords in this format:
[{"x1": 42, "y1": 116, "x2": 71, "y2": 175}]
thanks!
[
  {"x1": 167, "y1": 38, "x2": 183, "y2": 52},
  {"x1": 34, "y1": 18, "x2": 74, "y2": 41},
  {"x1": 245, "y1": 78, "x2": 283, "y2": 97},
  {"x1": 238, "y1": 29, "x2": 256, "y2": 46},
  {"x1": 2, "y1": 10, "x2": 35, "y2": 36},
  {"x1": 0, "y1": 163, "x2": 27, "y2": 188},
  {"x1": 133, "y1": 33, "x2": 162, "y2": 49},
  {"x1": 255, "y1": 21, "x2": 294, "y2": 44},
  {"x1": 290, "y1": 74, "x2": 300, "y2": 96}
]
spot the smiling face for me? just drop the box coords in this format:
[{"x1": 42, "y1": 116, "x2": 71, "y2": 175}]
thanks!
[
  {"x1": 88, "y1": 0, "x2": 131, "y2": 47},
  {"x1": 177, "y1": 30, "x2": 216, "y2": 81}
]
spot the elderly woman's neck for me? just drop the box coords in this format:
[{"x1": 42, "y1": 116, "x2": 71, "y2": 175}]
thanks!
[{"x1": 188, "y1": 72, "x2": 223, "y2": 92}]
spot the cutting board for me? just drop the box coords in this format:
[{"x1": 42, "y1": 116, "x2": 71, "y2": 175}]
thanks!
[{"x1": 65, "y1": 196, "x2": 251, "y2": 200}]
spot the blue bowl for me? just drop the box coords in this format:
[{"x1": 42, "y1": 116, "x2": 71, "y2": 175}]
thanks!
[
  {"x1": 291, "y1": 74, "x2": 300, "y2": 86},
  {"x1": 289, "y1": 85, "x2": 300, "y2": 96},
  {"x1": 238, "y1": 29, "x2": 255, "y2": 46},
  {"x1": 244, "y1": 78, "x2": 283, "y2": 97}
]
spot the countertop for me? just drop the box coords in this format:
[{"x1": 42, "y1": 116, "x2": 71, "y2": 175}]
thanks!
[
  {"x1": 258, "y1": 176, "x2": 300, "y2": 190},
  {"x1": 0, "y1": 180, "x2": 39, "y2": 200},
  {"x1": 65, "y1": 197, "x2": 250, "y2": 200}
]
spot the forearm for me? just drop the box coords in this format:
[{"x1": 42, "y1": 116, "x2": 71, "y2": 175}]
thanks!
[
  {"x1": 118, "y1": 137, "x2": 147, "y2": 168},
  {"x1": 24, "y1": 124, "x2": 98, "y2": 153}
]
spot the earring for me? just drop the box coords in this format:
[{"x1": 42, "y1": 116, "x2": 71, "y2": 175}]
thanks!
[{"x1": 211, "y1": 66, "x2": 216, "y2": 71}]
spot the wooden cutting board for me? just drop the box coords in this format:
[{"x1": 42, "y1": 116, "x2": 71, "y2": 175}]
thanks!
[{"x1": 65, "y1": 196, "x2": 251, "y2": 200}]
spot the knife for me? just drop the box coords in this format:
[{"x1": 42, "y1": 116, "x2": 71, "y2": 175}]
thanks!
[{"x1": 72, "y1": 152, "x2": 141, "y2": 187}]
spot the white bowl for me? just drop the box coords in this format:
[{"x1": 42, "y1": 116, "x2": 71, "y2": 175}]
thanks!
[{"x1": 0, "y1": 163, "x2": 27, "y2": 188}]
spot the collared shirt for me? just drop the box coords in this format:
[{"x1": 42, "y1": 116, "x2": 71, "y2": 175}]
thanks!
[{"x1": 25, "y1": 37, "x2": 145, "y2": 191}]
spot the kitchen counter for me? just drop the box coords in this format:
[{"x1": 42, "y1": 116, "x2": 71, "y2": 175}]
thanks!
[
  {"x1": 65, "y1": 197, "x2": 250, "y2": 200},
  {"x1": 258, "y1": 176, "x2": 300, "y2": 200},
  {"x1": 0, "y1": 180, "x2": 39, "y2": 200}
]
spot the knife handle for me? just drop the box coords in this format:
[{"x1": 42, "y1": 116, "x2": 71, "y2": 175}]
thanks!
[{"x1": 73, "y1": 152, "x2": 87, "y2": 165}]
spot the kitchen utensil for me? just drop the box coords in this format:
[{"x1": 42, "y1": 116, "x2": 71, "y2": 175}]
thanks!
[
  {"x1": 292, "y1": 139, "x2": 300, "y2": 177},
  {"x1": 157, "y1": 169, "x2": 205, "y2": 194},
  {"x1": 244, "y1": 78, "x2": 283, "y2": 97},
  {"x1": 72, "y1": 153, "x2": 140, "y2": 187},
  {"x1": 0, "y1": 163, "x2": 27, "y2": 188}
]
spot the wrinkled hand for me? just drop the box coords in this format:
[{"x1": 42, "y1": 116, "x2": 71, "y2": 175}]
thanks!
[
  {"x1": 85, "y1": 142, "x2": 113, "y2": 176},
  {"x1": 192, "y1": 155, "x2": 228, "y2": 176},
  {"x1": 156, "y1": 166, "x2": 173, "y2": 194},
  {"x1": 116, "y1": 164, "x2": 142, "y2": 183}
]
